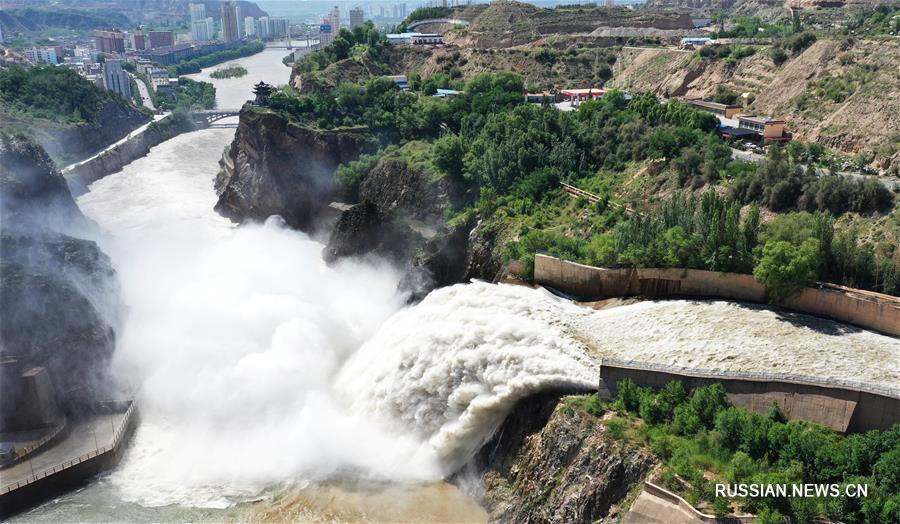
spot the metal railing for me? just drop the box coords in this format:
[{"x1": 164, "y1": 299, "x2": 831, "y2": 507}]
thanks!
[
  {"x1": 6, "y1": 420, "x2": 66, "y2": 467},
  {"x1": 0, "y1": 402, "x2": 136, "y2": 495},
  {"x1": 560, "y1": 182, "x2": 638, "y2": 215},
  {"x1": 601, "y1": 358, "x2": 900, "y2": 399}
]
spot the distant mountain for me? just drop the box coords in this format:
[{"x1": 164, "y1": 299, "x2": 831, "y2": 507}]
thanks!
[
  {"x1": 61, "y1": 0, "x2": 270, "y2": 21},
  {"x1": 0, "y1": 7, "x2": 133, "y2": 33},
  {"x1": 0, "y1": 0, "x2": 268, "y2": 33}
]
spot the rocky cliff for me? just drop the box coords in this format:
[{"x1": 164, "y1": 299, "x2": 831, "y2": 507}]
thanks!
[
  {"x1": 322, "y1": 144, "x2": 501, "y2": 296},
  {"x1": 215, "y1": 108, "x2": 376, "y2": 230},
  {"x1": 4, "y1": 99, "x2": 151, "y2": 166},
  {"x1": 466, "y1": 394, "x2": 656, "y2": 523},
  {"x1": 0, "y1": 133, "x2": 121, "y2": 412}
]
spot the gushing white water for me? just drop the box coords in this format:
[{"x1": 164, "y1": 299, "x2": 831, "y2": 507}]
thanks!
[
  {"x1": 76, "y1": 129, "x2": 428, "y2": 507},
  {"x1": 339, "y1": 282, "x2": 599, "y2": 475},
  {"x1": 74, "y1": 128, "x2": 600, "y2": 509}
]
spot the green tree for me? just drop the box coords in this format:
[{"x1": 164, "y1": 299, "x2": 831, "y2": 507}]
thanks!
[
  {"x1": 432, "y1": 132, "x2": 467, "y2": 182},
  {"x1": 753, "y1": 238, "x2": 822, "y2": 302}
]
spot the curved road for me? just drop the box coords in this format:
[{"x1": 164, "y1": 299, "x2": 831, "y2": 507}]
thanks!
[{"x1": 130, "y1": 73, "x2": 155, "y2": 111}]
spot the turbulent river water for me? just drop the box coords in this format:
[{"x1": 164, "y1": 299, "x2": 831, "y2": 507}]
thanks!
[{"x1": 12, "y1": 48, "x2": 900, "y2": 523}]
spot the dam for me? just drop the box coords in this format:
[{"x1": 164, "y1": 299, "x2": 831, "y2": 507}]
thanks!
[{"x1": 11, "y1": 43, "x2": 899, "y2": 524}]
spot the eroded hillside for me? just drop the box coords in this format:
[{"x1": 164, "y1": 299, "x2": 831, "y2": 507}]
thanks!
[{"x1": 609, "y1": 38, "x2": 900, "y2": 166}]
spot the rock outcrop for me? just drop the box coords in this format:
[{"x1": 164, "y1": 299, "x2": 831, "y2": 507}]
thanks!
[
  {"x1": 467, "y1": 394, "x2": 656, "y2": 523},
  {"x1": 215, "y1": 108, "x2": 375, "y2": 231},
  {"x1": 323, "y1": 201, "x2": 417, "y2": 264},
  {"x1": 359, "y1": 157, "x2": 450, "y2": 219},
  {"x1": 0, "y1": 133, "x2": 121, "y2": 412},
  {"x1": 5, "y1": 99, "x2": 150, "y2": 166}
]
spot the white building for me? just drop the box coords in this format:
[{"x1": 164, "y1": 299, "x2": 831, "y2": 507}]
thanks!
[
  {"x1": 386, "y1": 32, "x2": 443, "y2": 45},
  {"x1": 191, "y1": 19, "x2": 212, "y2": 41},
  {"x1": 244, "y1": 16, "x2": 256, "y2": 37},
  {"x1": 189, "y1": 3, "x2": 207, "y2": 41},
  {"x1": 23, "y1": 47, "x2": 59, "y2": 65},
  {"x1": 148, "y1": 67, "x2": 171, "y2": 92},
  {"x1": 103, "y1": 59, "x2": 132, "y2": 98},
  {"x1": 256, "y1": 17, "x2": 270, "y2": 39},
  {"x1": 189, "y1": 2, "x2": 205, "y2": 23}
]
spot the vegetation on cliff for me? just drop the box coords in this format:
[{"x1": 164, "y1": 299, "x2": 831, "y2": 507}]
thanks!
[
  {"x1": 257, "y1": 24, "x2": 899, "y2": 297},
  {"x1": 471, "y1": 393, "x2": 655, "y2": 522},
  {"x1": 0, "y1": 64, "x2": 140, "y2": 124},
  {"x1": 0, "y1": 64, "x2": 151, "y2": 164},
  {"x1": 607, "y1": 379, "x2": 900, "y2": 523}
]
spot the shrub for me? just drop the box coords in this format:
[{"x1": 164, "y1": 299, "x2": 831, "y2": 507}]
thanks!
[{"x1": 770, "y1": 46, "x2": 789, "y2": 65}]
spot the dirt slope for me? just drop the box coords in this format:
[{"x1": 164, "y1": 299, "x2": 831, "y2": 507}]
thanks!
[{"x1": 610, "y1": 38, "x2": 900, "y2": 164}]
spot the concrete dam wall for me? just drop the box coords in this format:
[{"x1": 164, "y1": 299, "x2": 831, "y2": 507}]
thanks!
[
  {"x1": 533, "y1": 255, "x2": 900, "y2": 432},
  {"x1": 533, "y1": 254, "x2": 900, "y2": 337},
  {"x1": 599, "y1": 360, "x2": 899, "y2": 433}
]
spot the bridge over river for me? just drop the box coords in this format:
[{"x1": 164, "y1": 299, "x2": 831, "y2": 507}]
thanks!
[{"x1": 193, "y1": 109, "x2": 241, "y2": 126}]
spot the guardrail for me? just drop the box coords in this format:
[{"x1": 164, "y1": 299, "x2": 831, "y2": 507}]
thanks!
[
  {"x1": 0, "y1": 402, "x2": 135, "y2": 495},
  {"x1": 643, "y1": 481, "x2": 756, "y2": 523},
  {"x1": 602, "y1": 358, "x2": 900, "y2": 400},
  {"x1": 560, "y1": 182, "x2": 637, "y2": 215},
  {"x1": 5, "y1": 420, "x2": 66, "y2": 468}
]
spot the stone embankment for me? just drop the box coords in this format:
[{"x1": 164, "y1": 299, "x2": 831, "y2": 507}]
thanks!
[{"x1": 64, "y1": 113, "x2": 199, "y2": 195}]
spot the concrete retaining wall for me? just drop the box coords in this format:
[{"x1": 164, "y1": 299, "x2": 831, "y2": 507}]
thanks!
[
  {"x1": 600, "y1": 360, "x2": 900, "y2": 433},
  {"x1": 534, "y1": 254, "x2": 900, "y2": 336},
  {"x1": 64, "y1": 116, "x2": 198, "y2": 196},
  {"x1": 0, "y1": 403, "x2": 138, "y2": 518}
]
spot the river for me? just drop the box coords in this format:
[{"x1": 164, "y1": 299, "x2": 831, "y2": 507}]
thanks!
[{"x1": 10, "y1": 46, "x2": 900, "y2": 523}]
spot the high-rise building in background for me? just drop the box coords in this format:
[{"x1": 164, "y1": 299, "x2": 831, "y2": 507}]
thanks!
[
  {"x1": 191, "y1": 20, "x2": 211, "y2": 41},
  {"x1": 132, "y1": 28, "x2": 146, "y2": 50},
  {"x1": 271, "y1": 17, "x2": 289, "y2": 38},
  {"x1": 244, "y1": 17, "x2": 256, "y2": 37},
  {"x1": 221, "y1": 1, "x2": 240, "y2": 42},
  {"x1": 319, "y1": 6, "x2": 340, "y2": 47},
  {"x1": 189, "y1": 3, "x2": 208, "y2": 41},
  {"x1": 148, "y1": 30, "x2": 175, "y2": 48},
  {"x1": 189, "y1": 2, "x2": 205, "y2": 23},
  {"x1": 349, "y1": 8, "x2": 364, "y2": 29},
  {"x1": 94, "y1": 29, "x2": 125, "y2": 54},
  {"x1": 235, "y1": 5, "x2": 244, "y2": 37},
  {"x1": 206, "y1": 17, "x2": 215, "y2": 40},
  {"x1": 103, "y1": 59, "x2": 132, "y2": 98},
  {"x1": 256, "y1": 16, "x2": 270, "y2": 39}
]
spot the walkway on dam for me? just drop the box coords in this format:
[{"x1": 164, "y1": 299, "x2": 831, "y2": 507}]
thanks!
[{"x1": 0, "y1": 412, "x2": 125, "y2": 493}]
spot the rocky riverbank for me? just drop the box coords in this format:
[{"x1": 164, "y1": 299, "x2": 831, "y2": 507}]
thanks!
[
  {"x1": 65, "y1": 112, "x2": 198, "y2": 195},
  {"x1": 214, "y1": 108, "x2": 503, "y2": 296},
  {"x1": 465, "y1": 393, "x2": 656, "y2": 523},
  {"x1": 3, "y1": 99, "x2": 150, "y2": 167},
  {"x1": 214, "y1": 108, "x2": 375, "y2": 231}
]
